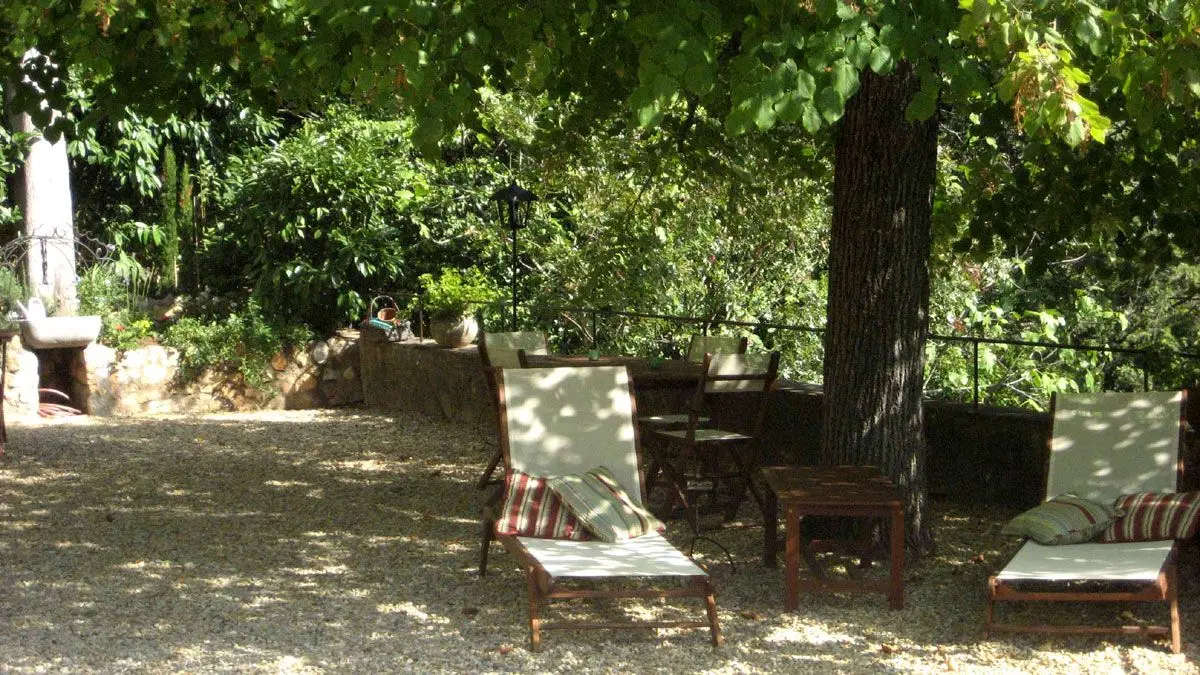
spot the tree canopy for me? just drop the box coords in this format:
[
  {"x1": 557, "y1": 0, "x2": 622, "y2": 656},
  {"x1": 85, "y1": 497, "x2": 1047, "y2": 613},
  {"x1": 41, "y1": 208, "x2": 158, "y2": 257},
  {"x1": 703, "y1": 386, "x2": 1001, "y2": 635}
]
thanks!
[{"x1": 7, "y1": 2, "x2": 1196, "y2": 144}]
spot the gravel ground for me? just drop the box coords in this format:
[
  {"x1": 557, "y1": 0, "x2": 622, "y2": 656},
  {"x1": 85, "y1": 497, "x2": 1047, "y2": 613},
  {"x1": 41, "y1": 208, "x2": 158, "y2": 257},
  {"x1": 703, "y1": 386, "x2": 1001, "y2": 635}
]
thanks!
[{"x1": 0, "y1": 408, "x2": 1197, "y2": 674}]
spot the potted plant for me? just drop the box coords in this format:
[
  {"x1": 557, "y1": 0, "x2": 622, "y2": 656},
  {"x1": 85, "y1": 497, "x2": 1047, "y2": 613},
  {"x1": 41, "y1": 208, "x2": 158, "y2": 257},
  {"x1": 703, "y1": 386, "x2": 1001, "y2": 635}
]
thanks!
[{"x1": 415, "y1": 266, "x2": 501, "y2": 348}]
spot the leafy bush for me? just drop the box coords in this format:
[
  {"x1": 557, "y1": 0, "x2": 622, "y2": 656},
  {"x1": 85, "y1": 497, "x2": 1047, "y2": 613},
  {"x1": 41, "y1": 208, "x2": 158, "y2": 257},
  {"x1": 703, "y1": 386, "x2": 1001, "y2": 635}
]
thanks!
[
  {"x1": 161, "y1": 299, "x2": 311, "y2": 390},
  {"x1": 0, "y1": 266, "x2": 26, "y2": 324},
  {"x1": 77, "y1": 261, "x2": 159, "y2": 351},
  {"x1": 105, "y1": 318, "x2": 156, "y2": 352},
  {"x1": 214, "y1": 107, "x2": 436, "y2": 333}
]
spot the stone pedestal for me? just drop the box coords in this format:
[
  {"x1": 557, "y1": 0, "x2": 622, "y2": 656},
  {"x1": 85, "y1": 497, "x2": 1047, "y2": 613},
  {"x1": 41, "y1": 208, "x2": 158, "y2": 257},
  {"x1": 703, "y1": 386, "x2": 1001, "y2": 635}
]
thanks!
[{"x1": 359, "y1": 335, "x2": 493, "y2": 430}]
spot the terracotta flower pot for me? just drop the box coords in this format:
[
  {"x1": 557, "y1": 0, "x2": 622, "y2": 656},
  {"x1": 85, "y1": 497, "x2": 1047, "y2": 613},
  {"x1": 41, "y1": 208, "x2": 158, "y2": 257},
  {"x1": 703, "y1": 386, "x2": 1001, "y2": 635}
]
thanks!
[{"x1": 430, "y1": 315, "x2": 479, "y2": 348}]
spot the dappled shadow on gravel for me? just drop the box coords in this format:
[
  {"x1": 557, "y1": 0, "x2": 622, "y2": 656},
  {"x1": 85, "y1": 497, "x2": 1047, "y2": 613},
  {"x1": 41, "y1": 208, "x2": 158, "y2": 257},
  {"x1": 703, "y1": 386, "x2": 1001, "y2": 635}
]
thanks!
[{"x1": 0, "y1": 409, "x2": 1197, "y2": 673}]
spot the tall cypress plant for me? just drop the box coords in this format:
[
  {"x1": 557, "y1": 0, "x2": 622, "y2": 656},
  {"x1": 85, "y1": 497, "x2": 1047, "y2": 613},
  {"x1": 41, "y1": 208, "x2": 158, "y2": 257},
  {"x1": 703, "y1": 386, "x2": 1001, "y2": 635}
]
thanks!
[
  {"x1": 177, "y1": 158, "x2": 196, "y2": 291},
  {"x1": 160, "y1": 144, "x2": 179, "y2": 290}
]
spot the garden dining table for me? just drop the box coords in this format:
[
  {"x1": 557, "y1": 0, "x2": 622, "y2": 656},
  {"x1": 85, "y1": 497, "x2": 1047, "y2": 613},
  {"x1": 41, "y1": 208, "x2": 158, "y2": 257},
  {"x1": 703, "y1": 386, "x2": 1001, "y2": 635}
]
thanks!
[{"x1": 516, "y1": 352, "x2": 704, "y2": 390}]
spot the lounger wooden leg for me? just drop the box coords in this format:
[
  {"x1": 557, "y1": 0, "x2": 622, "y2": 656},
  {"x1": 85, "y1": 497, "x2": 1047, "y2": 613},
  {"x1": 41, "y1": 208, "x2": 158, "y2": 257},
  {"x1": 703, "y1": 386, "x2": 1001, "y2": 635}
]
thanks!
[
  {"x1": 526, "y1": 568, "x2": 542, "y2": 652},
  {"x1": 477, "y1": 448, "x2": 504, "y2": 490},
  {"x1": 479, "y1": 515, "x2": 495, "y2": 576},
  {"x1": 1168, "y1": 565, "x2": 1181, "y2": 654},
  {"x1": 763, "y1": 488, "x2": 779, "y2": 567},
  {"x1": 984, "y1": 576, "x2": 996, "y2": 638}
]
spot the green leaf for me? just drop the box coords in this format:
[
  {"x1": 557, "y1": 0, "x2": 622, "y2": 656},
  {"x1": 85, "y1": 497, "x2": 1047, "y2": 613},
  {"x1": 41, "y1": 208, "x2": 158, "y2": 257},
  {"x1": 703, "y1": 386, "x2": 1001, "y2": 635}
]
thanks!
[
  {"x1": 868, "y1": 45, "x2": 894, "y2": 74},
  {"x1": 1086, "y1": 112, "x2": 1112, "y2": 143},
  {"x1": 1065, "y1": 118, "x2": 1086, "y2": 147},
  {"x1": 1074, "y1": 16, "x2": 1101, "y2": 49},
  {"x1": 832, "y1": 61, "x2": 859, "y2": 99},
  {"x1": 996, "y1": 74, "x2": 1018, "y2": 102},
  {"x1": 1062, "y1": 65, "x2": 1090, "y2": 84},
  {"x1": 762, "y1": 39, "x2": 787, "y2": 57},
  {"x1": 999, "y1": 22, "x2": 1012, "y2": 47},
  {"x1": 411, "y1": 117, "x2": 443, "y2": 157},
  {"x1": 724, "y1": 103, "x2": 754, "y2": 135},
  {"x1": 972, "y1": 0, "x2": 990, "y2": 23},
  {"x1": 801, "y1": 103, "x2": 823, "y2": 133},
  {"x1": 846, "y1": 39, "x2": 872, "y2": 69},
  {"x1": 683, "y1": 63, "x2": 715, "y2": 95},
  {"x1": 651, "y1": 73, "x2": 678, "y2": 98},
  {"x1": 815, "y1": 0, "x2": 839, "y2": 20},
  {"x1": 795, "y1": 69, "x2": 817, "y2": 99},
  {"x1": 905, "y1": 87, "x2": 938, "y2": 121},
  {"x1": 776, "y1": 94, "x2": 804, "y2": 124},
  {"x1": 754, "y1": 96, "x2": 777, "y2": 130},
  {"x1": 816, "y1": 87, "x2": 845, "y2": 123}
]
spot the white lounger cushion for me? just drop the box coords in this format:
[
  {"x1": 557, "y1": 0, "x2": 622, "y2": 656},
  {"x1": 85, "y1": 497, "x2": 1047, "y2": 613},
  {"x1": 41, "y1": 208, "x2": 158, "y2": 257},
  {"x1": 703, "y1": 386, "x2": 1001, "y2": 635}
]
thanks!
[
  {"x1": 997, "y1": 540, "x2": 1175, "y2": 582},
  {"x1": 517, "y1": 532, "x2": 707, "y2": 578}
]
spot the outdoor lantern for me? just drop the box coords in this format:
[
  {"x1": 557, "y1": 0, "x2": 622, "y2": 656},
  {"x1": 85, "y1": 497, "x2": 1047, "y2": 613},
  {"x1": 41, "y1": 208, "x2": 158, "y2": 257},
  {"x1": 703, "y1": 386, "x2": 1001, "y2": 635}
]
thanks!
[{"x1": 490, "y1": 182, "x2": 538, "y2": 330}]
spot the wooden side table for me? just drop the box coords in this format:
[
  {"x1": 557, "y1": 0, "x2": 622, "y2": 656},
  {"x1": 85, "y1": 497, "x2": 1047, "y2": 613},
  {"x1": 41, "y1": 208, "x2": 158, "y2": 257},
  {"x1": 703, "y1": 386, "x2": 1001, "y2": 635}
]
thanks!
[{"x1": 762, "y1": 465, "x2": 905, "y2": 610}]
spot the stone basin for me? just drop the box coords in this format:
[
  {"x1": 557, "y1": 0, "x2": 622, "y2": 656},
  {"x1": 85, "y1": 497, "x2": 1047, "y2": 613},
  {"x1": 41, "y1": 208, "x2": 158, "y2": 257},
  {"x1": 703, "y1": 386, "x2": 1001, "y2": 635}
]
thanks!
[{"x1": 20, "y1": 315, "x2": 103, "y2": 349}]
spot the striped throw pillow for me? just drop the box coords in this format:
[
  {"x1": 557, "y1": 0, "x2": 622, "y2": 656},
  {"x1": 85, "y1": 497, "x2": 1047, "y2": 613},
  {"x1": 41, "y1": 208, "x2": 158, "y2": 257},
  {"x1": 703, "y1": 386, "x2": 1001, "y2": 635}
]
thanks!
[
  {"x1": 1099, "y1": 492, "x2": 1200, "y2": 543},
  {"x1": 495, "y1": 469, "x2": 591, "y2": 540},
  {"x1": 547, "y1": 466, "x2": 665, "y2": 543},
  {"x1": 1000, "y1": 494, "x2": 1119, "y2": 545}
]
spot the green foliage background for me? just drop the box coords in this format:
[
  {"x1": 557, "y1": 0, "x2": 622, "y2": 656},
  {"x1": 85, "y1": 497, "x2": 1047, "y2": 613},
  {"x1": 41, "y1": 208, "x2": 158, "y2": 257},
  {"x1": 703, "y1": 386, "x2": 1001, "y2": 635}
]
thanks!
[{"x1": 1, "y1": 56, "x2": 1197, "y2": 408}]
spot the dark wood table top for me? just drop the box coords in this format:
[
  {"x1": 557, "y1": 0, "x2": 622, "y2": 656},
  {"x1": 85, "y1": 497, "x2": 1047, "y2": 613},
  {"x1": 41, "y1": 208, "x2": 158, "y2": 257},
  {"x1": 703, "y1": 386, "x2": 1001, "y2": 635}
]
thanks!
[
  {"x1": 762, "y1": 465, "x2": 902, "y2": 508},
  {"x1": 518, "y1": 353, "x2": 703, "y2": 387}
]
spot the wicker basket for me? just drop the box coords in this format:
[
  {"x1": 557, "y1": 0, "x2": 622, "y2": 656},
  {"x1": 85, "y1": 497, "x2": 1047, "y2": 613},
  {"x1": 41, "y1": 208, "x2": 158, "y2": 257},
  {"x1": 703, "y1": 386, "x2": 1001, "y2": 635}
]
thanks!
[
  {"x1": 362, "y1": 296, "x2": 411, "y2": 342},
  {"x1": 371, "y1": 295, "x2": 398, "y2": 322}
]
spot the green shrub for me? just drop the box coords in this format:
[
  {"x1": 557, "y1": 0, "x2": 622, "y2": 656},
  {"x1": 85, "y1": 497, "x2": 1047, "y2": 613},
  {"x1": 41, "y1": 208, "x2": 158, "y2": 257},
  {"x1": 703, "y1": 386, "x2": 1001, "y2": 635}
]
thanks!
[
  {"x1": 105, "y1": 317, "x2": 156, "y2": 352},
  {"x1": 77, "y1": 261, "x2": 160, "y2": 350},
  {"x1": 0, "y1": 266, "x2": 26, "y2": 325},
  {"x1": 161, "y1": 299, "x2": 312, "y2": 390},
  {"x1": 215, "y1": 107, "x2": 434, "y2": 333}
]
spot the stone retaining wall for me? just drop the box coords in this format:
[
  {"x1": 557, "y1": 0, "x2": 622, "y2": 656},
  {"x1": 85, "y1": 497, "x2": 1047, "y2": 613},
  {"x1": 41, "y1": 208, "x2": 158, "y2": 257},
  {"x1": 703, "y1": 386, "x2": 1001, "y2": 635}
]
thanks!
[{"x1": 2, "y1": 329, "x2": 363, "y2": 418}]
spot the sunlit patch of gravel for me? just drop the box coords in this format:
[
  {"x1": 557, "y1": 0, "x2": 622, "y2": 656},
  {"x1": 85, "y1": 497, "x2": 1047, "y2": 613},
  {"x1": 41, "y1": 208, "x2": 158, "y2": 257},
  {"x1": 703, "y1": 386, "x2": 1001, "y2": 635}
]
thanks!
[{"x1": 1, "y1": 408, "x2": 1197, "y2": 673}]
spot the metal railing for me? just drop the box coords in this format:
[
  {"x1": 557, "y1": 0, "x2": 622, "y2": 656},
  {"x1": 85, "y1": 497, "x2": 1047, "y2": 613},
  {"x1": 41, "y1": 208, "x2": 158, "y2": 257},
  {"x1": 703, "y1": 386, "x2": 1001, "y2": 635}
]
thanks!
[
  {"x1": 932, "y1": 331, "x2": 1200, "y2": 409},
  {"x1": 380, "y1": 292, "x2": 1200, "y2": 409},
  {"x1": 524, "y1": 305, "x2": 1200, "y2": 410}
]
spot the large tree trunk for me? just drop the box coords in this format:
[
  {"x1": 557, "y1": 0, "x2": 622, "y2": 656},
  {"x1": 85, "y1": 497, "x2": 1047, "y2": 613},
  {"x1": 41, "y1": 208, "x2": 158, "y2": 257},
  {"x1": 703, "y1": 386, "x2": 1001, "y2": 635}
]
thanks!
[
  {"x1": 821, "y1": 62, "x2": 938, "y2": 556},
  {"x1": 9, "y1": 48, "x2": 78, "y2": 316}
]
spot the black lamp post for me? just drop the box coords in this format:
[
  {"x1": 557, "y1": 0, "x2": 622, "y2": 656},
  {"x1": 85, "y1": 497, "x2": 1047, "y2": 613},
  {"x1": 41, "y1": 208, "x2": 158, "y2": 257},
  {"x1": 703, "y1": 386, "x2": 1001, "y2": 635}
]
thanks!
[{"x1": 490, "y1": 182, "x2": 538, "y2": 330}]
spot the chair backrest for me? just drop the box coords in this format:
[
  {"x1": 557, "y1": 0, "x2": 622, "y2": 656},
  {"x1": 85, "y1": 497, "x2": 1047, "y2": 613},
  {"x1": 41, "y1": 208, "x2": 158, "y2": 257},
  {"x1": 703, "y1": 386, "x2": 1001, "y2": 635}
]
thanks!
[
  {"x1": 685, "y1": 335, "x2": 748, "y2": 363},
  {"x1": 702, "y1": 352, "x2": 780, "y2": 394},
  {"x1": 1045, "y1": 391, "x2": 1186, "y2": 502},
  {"x1": 680, "y1": 352, "x2": 780, "y2": 438},
  {"x1": 497, "y1": 366, "x2": 645, "y2": 504},
  {"x1": 480, "y1": 331, "x2": 549, "y2": 369}
]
